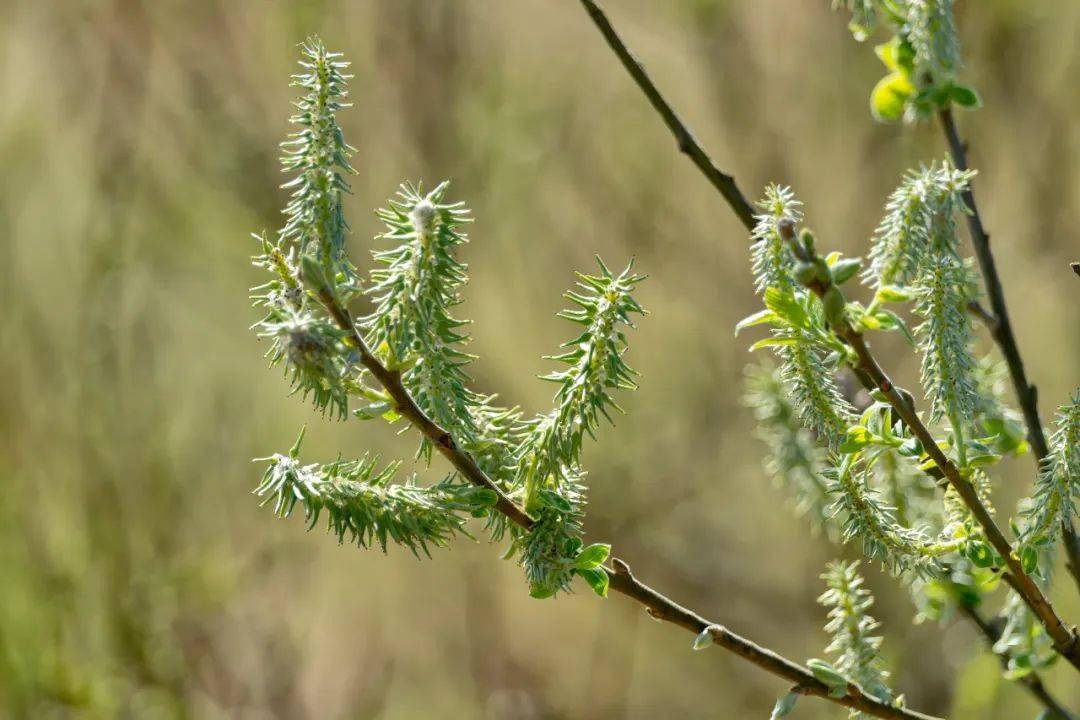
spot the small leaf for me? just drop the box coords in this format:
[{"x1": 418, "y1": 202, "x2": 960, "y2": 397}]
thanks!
[
  {"x1": 764, "y1": 287, "x2": 808, "y2": 328},
  {"x1": 735, "y1": 309, "x2": 780, "y2": 335},
  {"x1": 840, "y1": 426, "x2": 872, "y2": 453},
  {"x1": 859, "y1": 312, "x2": 882, "y2": 331},
  {"x1": 1020, "y1": 545, "x2": 1039, "y2": 576},
  {"x1": 877, "y1": 309, "x2": 915, "y2": 345},
  {"x1": 967, "y1": 541, "x2": 995, "y2": 568},
  {"x1": 806, "y1": 659, "x2": 848, "y2": 696},
  {"x1": 870, "y1": 72, "x2": 914, "y2": 122},
  {"x1": 875, "y1": 40, "x2": 899, "y2": 71},
  {"x1": 749, "y1": 337, "x2": 798, "y2": 352},
  {"x1": 770, "y1": 691, "x2": 799, "y2": 719},
  {"x1": 538, "y1": 489, "x2": 573, "y2": 514},
  {"x1": 692, "y1": 627, "x2": 715, "y2": 651},
  {"x1": 950, "y1": 84, "x2": 982, "y2": 109},
  {"x1": 874, "y1": 285, "x2": 911, "y2": 303},
  {"x1": 573, "y1": 543, "x2": 611, "y2": 570},
  {"x1": 830, "y1": 257, "x2": 863, "y2": 286},
  {"x1": 967, "y1": 453, "x2": 1001, "y2": 468},
  {"x1": 577, "y1": 567, "x2": 609, "y2": 597}
]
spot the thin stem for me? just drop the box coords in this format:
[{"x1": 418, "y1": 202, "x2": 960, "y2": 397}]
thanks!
[
  {"x1": 950, "y1": 413, "x2": 967, "y2": 469},
  {"x1": 778, "y1": 220, "x2": 1080, "y2": 672},
  {"x1": 310, "y1": 283, "x2": 940, "y2": 720},
  {"x1": 577, "y1": 0, "x2": 756, "y2": 231},
  {"x1": 937, "y1": 108, "x2": 1080, "y2": 590}
]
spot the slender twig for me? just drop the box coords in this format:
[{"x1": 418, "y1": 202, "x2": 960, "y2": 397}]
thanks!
[
  {"x1": 960, "y1": 605, "x2": 1077, "y2": 720},
  {"x1": 778, "y1": 219, "x2": 1080, "y2": 672},
  {"x1": 577, "y1": 0, "x2": 756, "y2": 231},
  {"x1": 938, "y1": 108, "x2": 1080, "y2": 591},
  {"x1": 309, "y1": 282, "x2": 940, "y2": 720}
]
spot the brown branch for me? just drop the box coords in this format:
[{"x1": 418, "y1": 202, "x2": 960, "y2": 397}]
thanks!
[
  {"x1": 577, "y1": 0, "x2": 756, "y2": 231},
  {"x1": 938, "y1": 108, "x2": 1080, "y2": 591},
  {"x1": 309, "y1": 282, "x2": 940, "y2": 720}
]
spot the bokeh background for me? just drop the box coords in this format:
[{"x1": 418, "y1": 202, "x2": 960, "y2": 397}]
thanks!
[{"x1": 2, "y1": 0, "x2": 1079, "y2": 718}]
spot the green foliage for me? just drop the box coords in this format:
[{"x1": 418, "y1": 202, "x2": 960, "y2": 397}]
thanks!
[
  {"x1": 865, "y1": 162, "x2": 974, "y2": 289},
  {"x1": 251, "y1": 234, "x2": 356, "y2": 418},
  {"x1": 832, "y1": 0, "x2": 882, "y2": 41},
  {"x1": 833, "y1": 0, "x2": 978, "y2": 122},
  {"x1": 993, "y1": 594, "x2": 1057, "y2": 680},
  {"x1": 818, "y1": 561, "x2": 893, "y2": 716},
  {"x1": 750, "y1": 184, "x2": 801, "y2": 295}
]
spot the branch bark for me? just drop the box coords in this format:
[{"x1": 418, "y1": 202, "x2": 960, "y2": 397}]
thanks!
[
  {"x1": 578, "y1": 0, "x2": 756, "y2": 231},
  {"x1": 310, "y1": 284, "x2": 940, "y2": 720},
  {"x1": 937, "y1": 108, "x2": 1080, "y2": 592}
]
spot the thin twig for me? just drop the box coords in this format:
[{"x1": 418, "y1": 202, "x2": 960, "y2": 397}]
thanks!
[
  {"x1": 310, "y1": 283, "x2": 940, "y2": 720},
  {"x1": 577, "y1": 0, "x2": 756, "y2": 230},
  {"x1": 938, "y1": 108, "x2": 1080, "y2": 591}
]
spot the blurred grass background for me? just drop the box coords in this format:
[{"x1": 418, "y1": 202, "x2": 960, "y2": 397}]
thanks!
[{"x1": 1, "y1": 0, "x2": 1078, "y2": 718}]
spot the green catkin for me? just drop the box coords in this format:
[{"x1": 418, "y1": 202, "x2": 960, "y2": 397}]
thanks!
[
  {"x1": 279, "y1": 38, "x2": 357, "y2": 277},
  {"x1": 907, "y1": 0, "x2": 961, "y2": 84},
  {"x1": 515, "y1": 260, "x2": 645, "y2": 597},
  {"x1": 254, "y1": 443, "x2": 497, "y2": 558},
  {"x1": 362, "y1": 182, "x2": 483, "y2": 462},
  {"x1": 1020, "y1": 392, "x2": 1080, "y2": 547},
  {"x1": 750, "y1": 184, "x2": 802, "y2": 295},
  {"x1": 914, "y1": 254, "x2": 976, "y2": 425},
  {"x1": 827, "y1": 458, "x2": 958, "y2": 575},
  {"x1": 744, "y1": 363, "x2": 834, "y2": 535},
  {"x1": 819, "y1": 561, "x2": 893, "y2": 718}
]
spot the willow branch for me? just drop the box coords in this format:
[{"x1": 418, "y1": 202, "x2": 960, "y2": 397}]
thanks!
[
  {"x1": 937, "y1": 108, "x2": 1080, "y2": 591},
  {"x1": 309, "y1": 283, "x2": 939, "y2": 720},
  {"x1": 577, "y1": 0, "x2": 756, "y2": 231},
  {"x1": 778, "y1": 220, "x2": 1080, "y2": 672}
]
